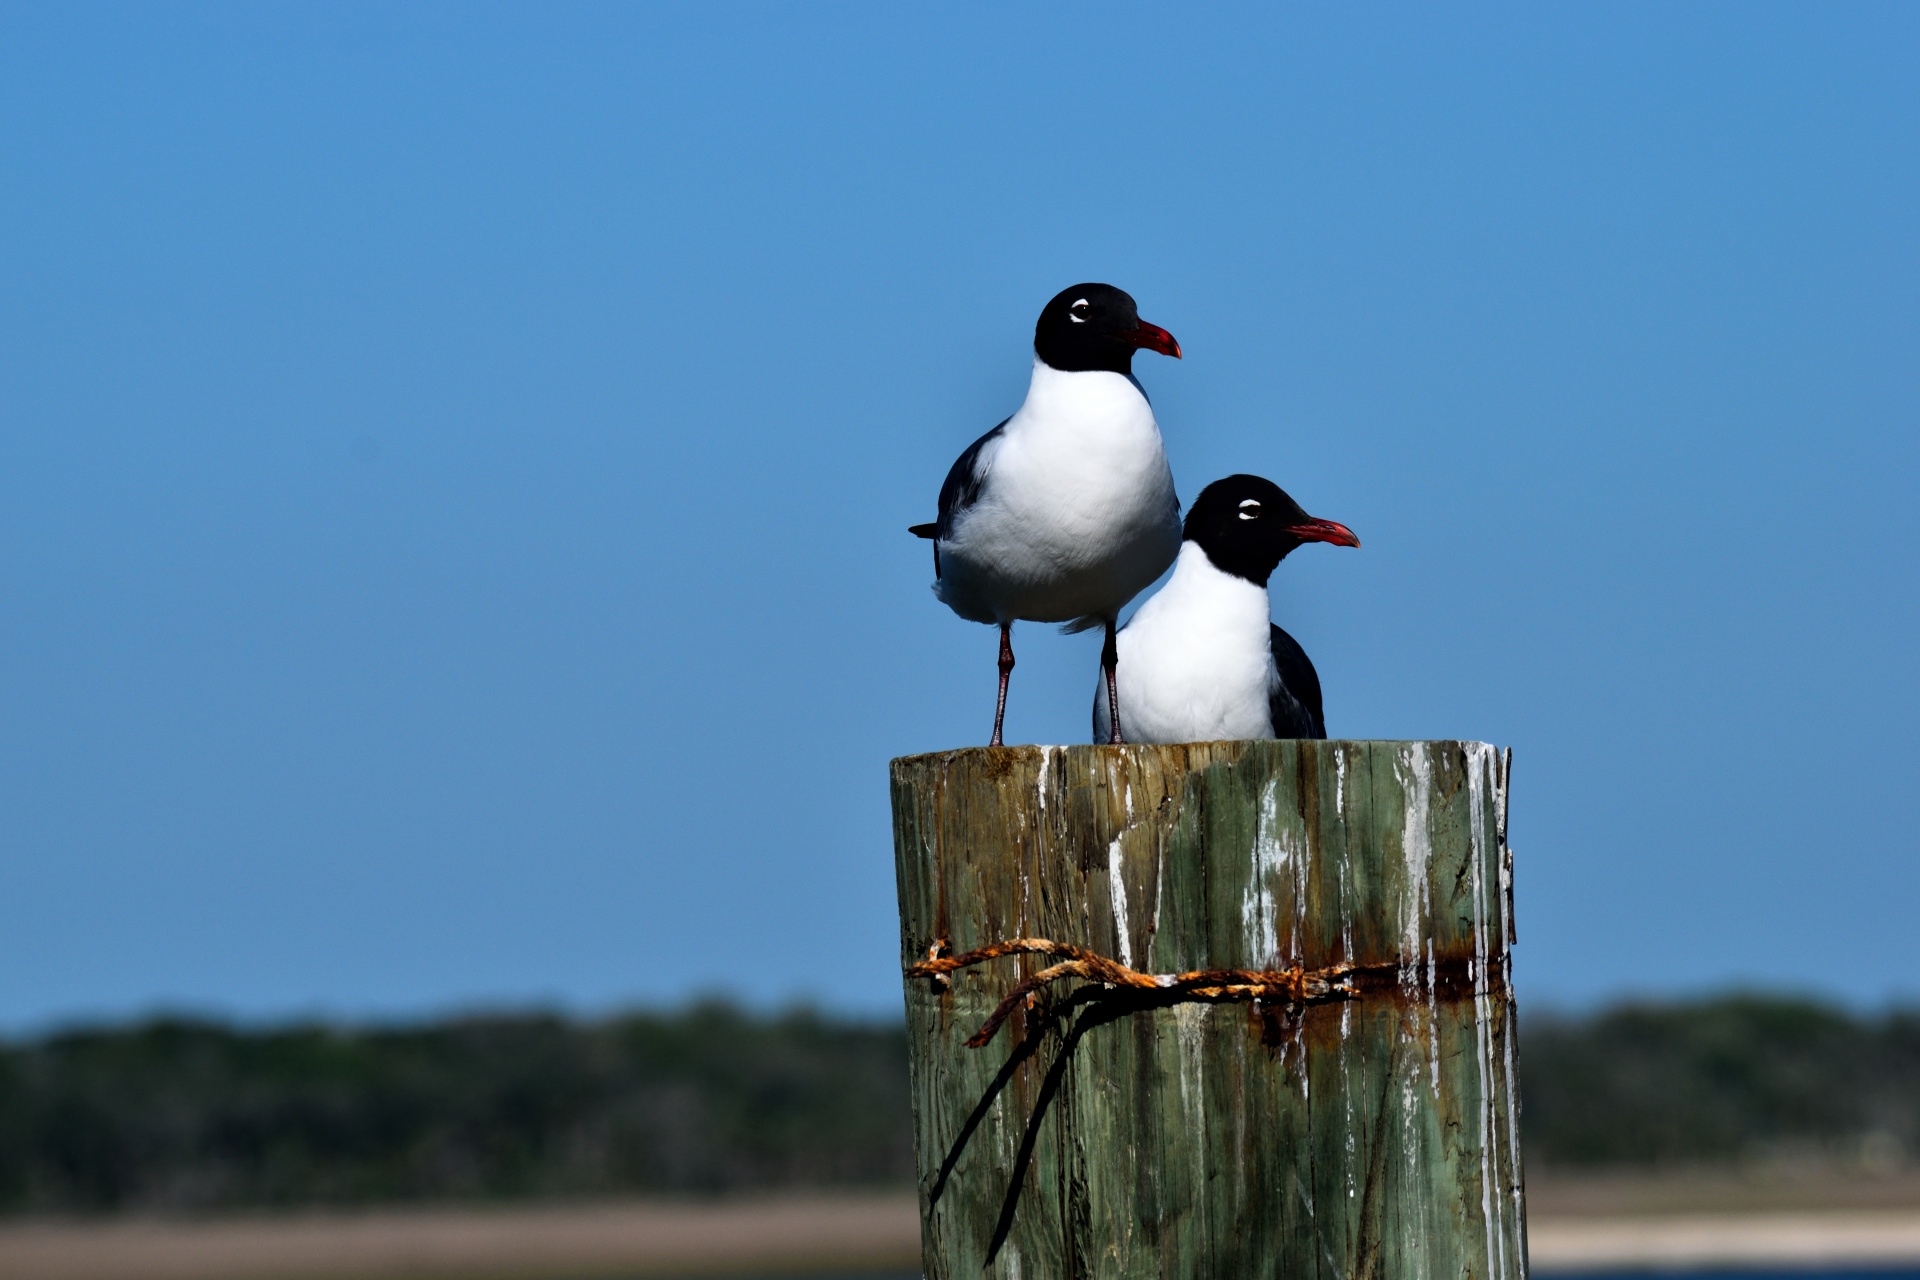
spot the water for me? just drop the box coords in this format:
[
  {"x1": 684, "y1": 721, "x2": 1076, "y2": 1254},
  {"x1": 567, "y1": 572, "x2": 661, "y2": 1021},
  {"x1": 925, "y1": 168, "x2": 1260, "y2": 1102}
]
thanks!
[
  {"x1": 644, "y1": 1273, "x2": 1914, "y2": 1280},
  {"x1": 1549, "y1": 1273, "x2": 1920, "y2": 1279},
  {"x1": 718, "y1": 1273, "x2": 1910, "y2": 1280},
  {"x1": 638, "y1": 1274, "x2": 919, "y2": 1280}
]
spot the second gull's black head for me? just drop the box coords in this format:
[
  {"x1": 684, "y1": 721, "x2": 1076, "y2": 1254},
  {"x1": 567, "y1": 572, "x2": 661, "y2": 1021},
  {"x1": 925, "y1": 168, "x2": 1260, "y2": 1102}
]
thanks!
[
  {"x1": 1033, "y1": 283, "x2": 1181, "y2": 374},
  {"x1": 1183, "y1": 474, "x2": 1359, "y2": 586}
]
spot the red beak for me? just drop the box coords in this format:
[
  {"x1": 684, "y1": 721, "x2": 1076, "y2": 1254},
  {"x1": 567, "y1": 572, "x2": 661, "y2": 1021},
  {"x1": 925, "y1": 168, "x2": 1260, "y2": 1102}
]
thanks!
[
  {"x1": 1123, "y1": 319, "x2": 1182, "y2": 359},
  {"x1": 1283, "y1": 519, "x2": 1360, "y2": 549}
]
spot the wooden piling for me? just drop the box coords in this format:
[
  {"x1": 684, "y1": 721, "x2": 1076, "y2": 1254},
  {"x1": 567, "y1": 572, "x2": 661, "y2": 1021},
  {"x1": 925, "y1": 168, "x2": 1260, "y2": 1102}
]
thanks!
[{"x1": 890, "y1": 740, "x2": 1523, "y2": 1280}]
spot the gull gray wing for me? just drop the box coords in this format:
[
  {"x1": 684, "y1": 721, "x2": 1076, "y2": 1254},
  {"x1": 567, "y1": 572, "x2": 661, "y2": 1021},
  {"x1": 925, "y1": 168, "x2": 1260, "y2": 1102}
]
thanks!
[{"x1": 933, "y1": 418, "x2": 1009, "y2": 539}]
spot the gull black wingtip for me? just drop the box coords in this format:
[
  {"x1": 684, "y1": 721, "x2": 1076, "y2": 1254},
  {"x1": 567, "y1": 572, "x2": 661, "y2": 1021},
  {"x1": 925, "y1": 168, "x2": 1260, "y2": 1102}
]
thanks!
[{"x1": 908, "y1": 523, "x2": 938, "y2": 539}]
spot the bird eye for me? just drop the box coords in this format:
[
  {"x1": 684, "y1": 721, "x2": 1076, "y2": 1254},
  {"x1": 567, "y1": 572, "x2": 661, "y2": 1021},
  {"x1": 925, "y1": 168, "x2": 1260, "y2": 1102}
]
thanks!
[
  {"x1": 1238, "y1": 500, "x2": 1261, "y2": 520},
  {"x1": 1069, "y1": 298, "x2": 1090, "y2": 324}
]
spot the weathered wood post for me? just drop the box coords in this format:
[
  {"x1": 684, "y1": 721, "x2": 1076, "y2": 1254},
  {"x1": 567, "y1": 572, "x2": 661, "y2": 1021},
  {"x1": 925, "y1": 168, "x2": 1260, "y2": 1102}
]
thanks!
[{"x1": 891, "y1": 741, "x2": 1523, "y2": 1280}]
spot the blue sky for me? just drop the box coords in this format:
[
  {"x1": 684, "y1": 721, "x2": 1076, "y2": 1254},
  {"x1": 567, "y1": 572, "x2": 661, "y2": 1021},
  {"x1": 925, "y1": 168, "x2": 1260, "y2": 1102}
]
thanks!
[{"x1": 1, "y1": 4, "x2": 1914, "y2": 1029}]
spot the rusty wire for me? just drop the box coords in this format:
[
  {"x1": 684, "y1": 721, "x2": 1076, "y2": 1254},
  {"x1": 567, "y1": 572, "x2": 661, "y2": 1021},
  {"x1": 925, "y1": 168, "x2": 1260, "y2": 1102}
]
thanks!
[{"x1": 907, "y1": 937, "x2": 1386, "y2": 1048}]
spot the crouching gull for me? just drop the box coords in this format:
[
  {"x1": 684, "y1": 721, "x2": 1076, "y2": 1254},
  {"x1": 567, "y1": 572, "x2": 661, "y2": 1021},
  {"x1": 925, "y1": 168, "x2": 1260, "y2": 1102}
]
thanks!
[
  {"x1": 1092, "y1": 474, "x2": 1359, "y2": 745},
  {"x1": 910, "y1": 283, "x2": 1183, "y2": 746}
]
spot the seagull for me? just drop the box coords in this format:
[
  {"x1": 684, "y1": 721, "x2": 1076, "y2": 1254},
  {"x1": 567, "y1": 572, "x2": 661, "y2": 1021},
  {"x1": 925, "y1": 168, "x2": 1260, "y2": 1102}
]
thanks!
[
  {"x1": 1092, "y1": 474, "x2": 1359, "y2": 745},
  {"x1": 910, "y1": 283, "x2": 1183, "y2": 746}
]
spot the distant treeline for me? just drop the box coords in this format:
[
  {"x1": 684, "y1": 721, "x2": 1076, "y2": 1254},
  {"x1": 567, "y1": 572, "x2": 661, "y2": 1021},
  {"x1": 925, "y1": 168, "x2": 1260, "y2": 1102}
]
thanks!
[
  {"x1": 0, "y1": 1003, "x2": 911, "y2": 1214},
  {"x1": 0, "y1": 995, "x2": 1915, "y2": 1214},
  {"x1": 1523, "y1": 996, "x2": 1919, "y2": 1168}
]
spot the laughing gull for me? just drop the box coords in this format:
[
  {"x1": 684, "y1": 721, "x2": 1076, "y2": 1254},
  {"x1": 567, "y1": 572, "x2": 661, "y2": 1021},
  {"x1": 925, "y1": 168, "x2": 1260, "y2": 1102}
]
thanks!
[
  {"x1": 1092, "y1": 474, "x2": 1359, "y2": 744},
  {"x1": 909, "y1": 284, "x2": 1183, "y2": 746}
]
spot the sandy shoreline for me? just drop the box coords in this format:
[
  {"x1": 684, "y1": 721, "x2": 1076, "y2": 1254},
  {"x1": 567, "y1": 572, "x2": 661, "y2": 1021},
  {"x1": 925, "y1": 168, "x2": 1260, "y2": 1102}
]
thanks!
[
  {"x1": 0, "y1": 1194, "x2": 924, "y2": 1280},
  {"x1": 6, "y1": 1184, "x2": 1920, "y2": 1279},
  {"x1": 1529, "y1": 1210, "x2": 1920, "y2": 1273}
]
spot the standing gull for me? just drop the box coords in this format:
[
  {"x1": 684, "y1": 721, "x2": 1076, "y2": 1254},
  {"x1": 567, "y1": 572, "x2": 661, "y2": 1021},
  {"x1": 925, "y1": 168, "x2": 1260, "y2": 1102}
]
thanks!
[
  {"x1": 910, "y1": 283, "x2": 1183, "y2": 746},
  {"x1": 1093, "y1": 474, "x2": 1359, "y2": 745}
]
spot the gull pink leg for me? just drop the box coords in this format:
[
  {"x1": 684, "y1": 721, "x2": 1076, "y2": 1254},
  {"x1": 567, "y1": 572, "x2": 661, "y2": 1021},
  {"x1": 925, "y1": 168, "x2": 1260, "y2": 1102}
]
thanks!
[
  {"x1": 990, "y1": 623, "x2": 1015, "y2": 748},
  {"x1": 1102, "y1": 619, "x2": 1124, "y2": 745}
]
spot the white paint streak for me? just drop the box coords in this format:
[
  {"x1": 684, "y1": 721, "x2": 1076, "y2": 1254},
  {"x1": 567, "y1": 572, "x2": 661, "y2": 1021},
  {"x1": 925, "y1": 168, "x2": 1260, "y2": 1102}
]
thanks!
[
  {"x1": 1108, "y1": 835, "x2": 1133, "y2": 968},
  {"x1": 1463, "y1": 742, "x2": 1510, "y2": 1280},
  {"x1": 1494, "y1": 746, "x2": 1528, "y2": 1270},
  {"x1": 1151, "y1": 830, "x2": 1165, "y2": 947},
  {"x1": 1394, "y1": 745, "x2": 1434, "y2": 969},
  {"x1": 1426, "y1": 938, "x2": 1442, "y2": 1096},
  {"x1": 1244, "y1": 777, "x2": 1295, "y2": 965},
  {"x1": 1402, "y1": 1050, "x2": 1428, "y2": 1280}
]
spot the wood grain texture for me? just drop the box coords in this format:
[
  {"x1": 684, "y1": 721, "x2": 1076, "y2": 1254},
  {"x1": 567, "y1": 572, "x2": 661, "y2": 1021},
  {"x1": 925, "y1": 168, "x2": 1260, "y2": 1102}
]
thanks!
[{"x1": 891, "y1": 741, "x2": 1523, "y2": 1280}]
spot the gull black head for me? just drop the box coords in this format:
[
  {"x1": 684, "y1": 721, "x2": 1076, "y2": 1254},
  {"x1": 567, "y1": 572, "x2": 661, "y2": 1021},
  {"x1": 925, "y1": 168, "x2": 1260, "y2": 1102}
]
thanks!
[
  {"x1": 1033, "y1": 283, "x2": 1181, "y2": 375},
  {"x1": 1183, "y1": 474, "x2": 1360, "y2": 586}
]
